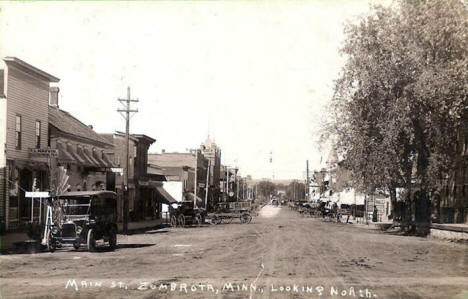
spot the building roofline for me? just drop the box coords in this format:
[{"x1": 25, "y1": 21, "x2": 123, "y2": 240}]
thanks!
[
  {"x1": 114, "y1": 131, "x2": 139, "y2": 142},
  {"x1": 4, "y1": 57, "x2": 60, "y2": 82},
  {"x1": 132, "y1": 134, "x2": 156, "y2": 144}
]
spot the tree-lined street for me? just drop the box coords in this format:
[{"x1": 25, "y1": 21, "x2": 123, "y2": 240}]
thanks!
[{"x1": 2, "y1": 205, "x2": 467, "y2": 299}]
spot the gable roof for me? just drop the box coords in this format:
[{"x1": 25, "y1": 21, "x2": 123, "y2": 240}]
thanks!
[{"x1": 49, "y1": 107, "x2": 113, "y2": 147}]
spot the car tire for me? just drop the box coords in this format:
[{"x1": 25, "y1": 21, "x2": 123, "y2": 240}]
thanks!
[
  {"x1": 47, "y1": 231, "x2": 56, "y2": 253},
  {"x1": 87, "y1": 229, "x2": 96, "y2": 252},
  {"x1": 108, "y1": 228, "x2": 117, "y2": 250}
]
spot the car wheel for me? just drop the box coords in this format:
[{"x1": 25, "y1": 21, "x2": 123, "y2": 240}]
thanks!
[
  {"x1": 108, "y1": 228, "x2": 117, "y2": 250},
  {"x1": 178, "y1": 215, "x2": 185, "y2": 227},
  {"x1": 73, "y1": 242, "x2": 80, "y2": 250},
  {"x1": 47, "y1": 231, "x2": 56, "y2": 253},
  {"x1": 87, "y1": 229, "x2": 96, "y2": 252}
]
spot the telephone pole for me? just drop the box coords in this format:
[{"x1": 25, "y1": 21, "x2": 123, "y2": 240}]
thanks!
[
  {"x1": 118, "y1": 86, "x2": 138, "y2": 234},
  {"x1": 306, "y1": 160, "x2": 310, "y2": 201}
]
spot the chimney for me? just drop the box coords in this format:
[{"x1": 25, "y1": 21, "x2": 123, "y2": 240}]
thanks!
[{"x1": 49, "y1": 86, "x2": 60, "y2": 108}]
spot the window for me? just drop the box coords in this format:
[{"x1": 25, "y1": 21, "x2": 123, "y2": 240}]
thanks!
[
  {"x1": 15, "y1": 115, "x2": 21, "y2": 150},
  {"x1": 35, "y1": 120, "x2": 41, "y2": 149}
]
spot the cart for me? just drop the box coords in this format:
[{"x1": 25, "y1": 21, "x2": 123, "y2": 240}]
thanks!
[
  {"x1": 210, "y1": 201, "x2": 253, "y2": 225},
  {"x1": 169, "y1": 200, "x2": 207, "y2": 227}
]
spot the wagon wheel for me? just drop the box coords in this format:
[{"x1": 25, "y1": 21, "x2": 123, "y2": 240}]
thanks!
[
  {"x1": 87, "y1": 229, "x2": 96, "y2": 252},
  {"x1": 170, "y1": 215, "x2": 178, "y2": 227},
  {"x1": 240, "y1": 213, "x2": 252, "y2": 224},
  {"x1": 194, "y1": 214, "x2": 202, "y2": 227},
  {"x1": 211, "y1": 215, "x2": 222, "y2": 225},
  {"x1": 178, "y1": 214, "x2": 186, "y2": 227},
  {"x1": 222, "y1": 216, "x2": 233, "y2": 224}
]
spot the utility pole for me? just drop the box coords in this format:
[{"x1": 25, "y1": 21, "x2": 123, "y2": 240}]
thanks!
[
  {"x1": 194, "y1": 150, "x2": 198, "y2": 208},
  {"x1": 306, "y1": 160, "x2": 309, "y2": 201},
  {"x1": 118, "y1": 86, "x2": 138, "y2": 235}
]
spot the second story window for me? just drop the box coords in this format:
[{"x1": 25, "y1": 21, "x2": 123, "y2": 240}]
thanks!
[
  {"x1": 35, "y1": 120, "x2": 41, "y2": 149},
  {"x1": 15, "y1": 115, "x2": 22, "y2": 150}
]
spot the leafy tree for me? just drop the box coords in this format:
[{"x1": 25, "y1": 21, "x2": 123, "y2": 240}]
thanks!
[
  {"x1": 256, "y1": 181, "x2": 277, "y2": 198},
  {"x1": 325, "y1": 0, "x2": 468, "y2": 231}
]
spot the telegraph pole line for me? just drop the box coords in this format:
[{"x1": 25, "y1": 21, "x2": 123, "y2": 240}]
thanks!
[{"x1": 118, "y1": 86, "x2": 138, "y2": 235}]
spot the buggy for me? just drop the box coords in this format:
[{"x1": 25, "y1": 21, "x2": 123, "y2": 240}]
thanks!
[{"x1": 169, "y1": 200, "x2": 207, "y2": 227}]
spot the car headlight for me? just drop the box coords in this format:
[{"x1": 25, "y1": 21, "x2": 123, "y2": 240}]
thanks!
[{"x1": 76, "y1": 226, "x2": 83, "y2": 234}]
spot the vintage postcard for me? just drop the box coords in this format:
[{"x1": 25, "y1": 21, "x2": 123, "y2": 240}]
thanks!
[{"x1": 0, "y1": 1, "x2": 467, "y2": 299}]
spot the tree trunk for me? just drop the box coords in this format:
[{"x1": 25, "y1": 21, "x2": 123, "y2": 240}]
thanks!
[{"x1": 413, "y1": 118, "x2": 431, "y2": 236}]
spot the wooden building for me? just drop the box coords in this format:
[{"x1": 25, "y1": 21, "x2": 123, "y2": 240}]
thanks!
[{"x1": 0, "y1": 57, "x2": 59, "y2": 231}]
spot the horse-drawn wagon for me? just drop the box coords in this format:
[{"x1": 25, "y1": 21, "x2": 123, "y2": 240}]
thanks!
[{"x1": 210, "y1": 201, "x2": 253, "y2": 224}]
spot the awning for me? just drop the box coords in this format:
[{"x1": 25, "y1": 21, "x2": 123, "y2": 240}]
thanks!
[
  {"x1": 67, "y1": 144, "x2": 87, "y2": 165},
  {"x1": 92, "y1": 149, "x2": 109, "y2": 168},
  {"x1": 57, "y1": 142, "x2": 74, "y2": 163},
  {"x1": 155, "y1": 186, "x2": 177, "y2": 204},
  {"x1": 84, "y1": 148, "x2": 101, "y2": 166},
  {"x1": 102, "y1": 153, "x2": 115, "y2": 168},
  {"x1": 186, "y1": 192, "x2": 203, "y2": 205}
]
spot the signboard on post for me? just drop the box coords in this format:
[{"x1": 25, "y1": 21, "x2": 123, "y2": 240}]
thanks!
[
  {"x1": 110, "y1": 167, "x2": 124, "y2": 175},
  {"x1": 25, "y1": 191, "x2": 50, "y2": 198}
]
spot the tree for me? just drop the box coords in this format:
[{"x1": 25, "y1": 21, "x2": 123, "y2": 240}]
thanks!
[
  {"x1": 325, "y1": 0, "x2": 468, "y2": 232},
  {"x1": 257, "y1": 181, "x2": 277, "y2": 198}
]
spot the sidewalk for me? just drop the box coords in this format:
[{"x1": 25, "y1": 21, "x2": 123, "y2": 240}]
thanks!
[
  {"x1": 117, "y1": 218, "x2": 165, "y2": 233},
  {"x1": 430, "y1": 223, "x2": 468, "y2": 241}
]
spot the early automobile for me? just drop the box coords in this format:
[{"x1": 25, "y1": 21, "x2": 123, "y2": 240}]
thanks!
[
  {"x1": 46, "y1": 191, "x2": 118, "y2": 252},
  {"x1": 169, "y1": 200, "x2": 207, "y2": 227}
]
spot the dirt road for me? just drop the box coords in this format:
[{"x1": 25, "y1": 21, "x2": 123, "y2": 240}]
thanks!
[{"x1": 1, "y1": 205, "x2": 468, "y2": 299}]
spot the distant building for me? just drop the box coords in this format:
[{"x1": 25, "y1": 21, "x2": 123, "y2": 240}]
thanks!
[
  {"x1": 101, "y1": 132, "x2": 169, "y2": 222},
  {"x1": 200, "y1": 137, "x2": 221, "y2": 207},
  {"x1": 148, "y1": 151, "x2": 207, "y2": 206}
]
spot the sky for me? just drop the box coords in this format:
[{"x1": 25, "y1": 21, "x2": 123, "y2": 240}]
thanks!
[{"x1": 0, "y1": 0, "x2": 389, "y2": 180}]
